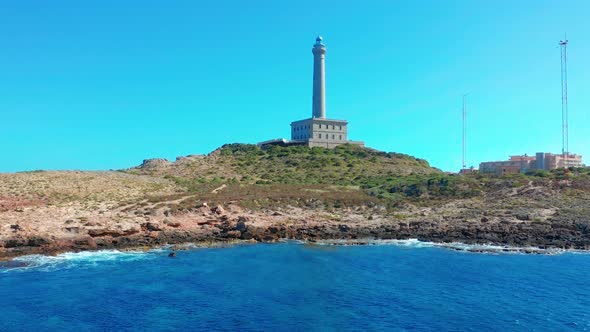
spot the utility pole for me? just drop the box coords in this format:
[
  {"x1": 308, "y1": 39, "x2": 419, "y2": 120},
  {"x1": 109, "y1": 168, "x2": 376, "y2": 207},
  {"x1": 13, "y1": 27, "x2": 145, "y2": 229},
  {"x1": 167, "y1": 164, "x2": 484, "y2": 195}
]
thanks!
[
  {"x1": 462, "y1": 94, "x2": 467, "y2": 170},
  {"x1": 559, "y1": 36, "x2": 569, "y2": 157}
]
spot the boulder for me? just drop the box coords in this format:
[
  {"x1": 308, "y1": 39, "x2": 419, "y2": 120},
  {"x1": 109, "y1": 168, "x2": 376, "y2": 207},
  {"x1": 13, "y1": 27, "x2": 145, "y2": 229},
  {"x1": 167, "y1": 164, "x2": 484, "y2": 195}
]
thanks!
[
  {"x1": 212, "y1": 205, "x2": 224, "y2": 215},
  {"x1": 224, "y1": 230, "x2": 242, "y2": 238},
  {"x1": 197, "y1": 220, "x2": 217, "y2": 225},
  {"x1": 235, "y1": 221, "x2": 247, "y2": 232},
  {"x1": 64, "y1": 227, "x2": 81, "y2": 234},
  {"x1": 141, "y1": 222, "x2": 162, "y2": 231}
]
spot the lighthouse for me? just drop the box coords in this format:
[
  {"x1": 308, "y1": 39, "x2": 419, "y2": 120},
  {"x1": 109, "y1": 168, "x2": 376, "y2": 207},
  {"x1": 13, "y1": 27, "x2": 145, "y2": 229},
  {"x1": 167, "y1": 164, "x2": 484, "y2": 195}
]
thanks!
[
  {"x1": 287, "y1": 36, "x2": 364, "y2": 148},
  {"x1": 312, "y1": 36, "x2": 327, "y2": 119},
  {"x1": 259, "y1": 36, "x2": 364, "y2": 149}
]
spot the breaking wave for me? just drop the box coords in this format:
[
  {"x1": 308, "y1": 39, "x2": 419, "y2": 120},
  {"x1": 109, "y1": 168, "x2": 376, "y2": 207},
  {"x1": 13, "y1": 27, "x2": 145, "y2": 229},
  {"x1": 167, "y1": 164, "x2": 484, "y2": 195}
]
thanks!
[
  {"x1": 1, "y1": 239, "x2": 587, "y2": 273},
  {"x1": 1, "y1": 249, "x2": 162, "y2": 273},
  {"x1": 312, "y1": 238, "x2": 581, "y2": 255}
]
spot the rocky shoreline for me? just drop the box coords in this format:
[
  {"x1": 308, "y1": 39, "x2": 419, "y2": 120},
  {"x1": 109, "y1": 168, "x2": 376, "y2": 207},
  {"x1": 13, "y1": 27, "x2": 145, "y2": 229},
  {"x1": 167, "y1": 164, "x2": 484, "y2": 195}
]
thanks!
[
  {"x1": 2, "y1": 148, "x2": 590, "y2": 261},
  {"x1": 2, "y1": 202, "x2": 590, "y2": 260}
]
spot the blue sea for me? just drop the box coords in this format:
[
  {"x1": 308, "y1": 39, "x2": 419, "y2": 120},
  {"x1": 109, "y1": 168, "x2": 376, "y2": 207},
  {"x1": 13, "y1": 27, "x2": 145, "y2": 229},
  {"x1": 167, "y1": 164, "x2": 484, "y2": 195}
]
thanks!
[{"x1": 1, "y1": 241, "x2": 589, "y2": 331}]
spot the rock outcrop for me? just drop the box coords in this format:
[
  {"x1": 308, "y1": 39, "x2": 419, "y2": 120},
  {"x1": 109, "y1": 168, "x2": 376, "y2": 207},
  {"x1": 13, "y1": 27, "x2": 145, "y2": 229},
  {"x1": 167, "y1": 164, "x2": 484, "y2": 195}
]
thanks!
[{"x1": 139, "y1": 159, "x2": 171, "y2": 169}]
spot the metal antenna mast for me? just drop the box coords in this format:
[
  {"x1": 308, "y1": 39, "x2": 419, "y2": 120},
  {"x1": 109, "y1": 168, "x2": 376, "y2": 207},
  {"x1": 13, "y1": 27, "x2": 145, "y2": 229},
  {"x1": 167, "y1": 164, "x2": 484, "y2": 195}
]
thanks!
[
  {"x1": 559, "y1": 36, "x2": 569, "y2": 157},
  {"x1": 462, "y1": 94, "x2": 467, "y2": 170}
]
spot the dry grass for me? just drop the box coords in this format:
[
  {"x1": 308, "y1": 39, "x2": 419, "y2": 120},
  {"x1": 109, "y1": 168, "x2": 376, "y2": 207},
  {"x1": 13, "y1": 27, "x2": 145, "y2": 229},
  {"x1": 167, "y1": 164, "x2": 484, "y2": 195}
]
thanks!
[{"x1": 0, "y1": 171, "x2": 181, "y2": 204}]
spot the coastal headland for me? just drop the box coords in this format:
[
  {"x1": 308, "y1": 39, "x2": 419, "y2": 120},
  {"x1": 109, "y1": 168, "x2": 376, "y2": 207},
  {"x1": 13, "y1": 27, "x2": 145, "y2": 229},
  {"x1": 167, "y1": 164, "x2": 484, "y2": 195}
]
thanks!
[{"x1": 1, "y1": 144, "x2": 589, "y2": 259}]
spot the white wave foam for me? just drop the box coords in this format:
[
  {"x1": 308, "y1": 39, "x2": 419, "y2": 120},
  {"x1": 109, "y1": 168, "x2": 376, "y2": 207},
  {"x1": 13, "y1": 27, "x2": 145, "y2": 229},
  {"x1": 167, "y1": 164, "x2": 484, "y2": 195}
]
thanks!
[
  {"x1": 314, "y1": 238, "x2": 435, "y2": 248},
  {"x1": 2, "y1": 239, "x2": 585, "y2": 273},
  {"x1": 3, "y1": 249, "x2": 160, "y2": 273},
  {"x1": 312, "y1": 238, "x2": 577, "y2": 255}
]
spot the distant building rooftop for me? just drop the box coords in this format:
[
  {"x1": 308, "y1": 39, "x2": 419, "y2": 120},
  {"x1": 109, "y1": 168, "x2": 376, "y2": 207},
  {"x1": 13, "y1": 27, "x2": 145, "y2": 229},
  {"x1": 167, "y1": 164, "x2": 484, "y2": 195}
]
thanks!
[{"x1": 478, "y1": 152, "x2": 584, "y2": 175}]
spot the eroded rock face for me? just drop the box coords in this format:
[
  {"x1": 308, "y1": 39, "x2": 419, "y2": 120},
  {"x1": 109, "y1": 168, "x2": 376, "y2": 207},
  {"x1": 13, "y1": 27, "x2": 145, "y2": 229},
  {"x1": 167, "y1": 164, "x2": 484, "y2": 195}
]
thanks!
[
  {"x1": 1, "y1": 192, "x2": 590, "y2": 260},
  {"x1": 74, "y1": 237, "x2": 97, "y2": 249},
  {"x1": 139, "y1": 159, "x2": 171, "y2": 169},
  {"x1": 87, "y1": 228, "x2": 140, "y2": 238},
  {"x1": 2, "y1": 215, "x2": 590, "y2": 259},
  {"x1": 141, "y1": 222, "x2": 162, "y2": 232}
]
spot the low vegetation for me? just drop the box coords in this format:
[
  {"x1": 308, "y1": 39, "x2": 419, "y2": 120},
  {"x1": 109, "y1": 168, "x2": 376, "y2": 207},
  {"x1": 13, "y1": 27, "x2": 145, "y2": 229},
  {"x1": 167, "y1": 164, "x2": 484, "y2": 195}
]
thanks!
[
  {"x1": 3, "y1": 144, "x2": 589, "y2": 214},
  {"x1": 122, "y1": 144, "x2": 590, "y2": 211}
]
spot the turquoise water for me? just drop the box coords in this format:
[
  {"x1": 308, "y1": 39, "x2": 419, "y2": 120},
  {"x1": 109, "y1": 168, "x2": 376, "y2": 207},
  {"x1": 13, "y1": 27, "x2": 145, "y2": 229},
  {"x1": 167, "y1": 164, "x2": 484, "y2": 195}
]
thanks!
[{"x1": 1, "y1": 242, "x2": 589, "y2": 331}]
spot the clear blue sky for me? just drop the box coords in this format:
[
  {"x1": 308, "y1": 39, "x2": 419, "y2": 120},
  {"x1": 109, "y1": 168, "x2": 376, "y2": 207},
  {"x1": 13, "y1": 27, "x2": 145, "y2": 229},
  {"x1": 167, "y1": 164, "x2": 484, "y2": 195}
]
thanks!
[{"x1": 1, "y1": 0, "x2": 588, "y2": 172}]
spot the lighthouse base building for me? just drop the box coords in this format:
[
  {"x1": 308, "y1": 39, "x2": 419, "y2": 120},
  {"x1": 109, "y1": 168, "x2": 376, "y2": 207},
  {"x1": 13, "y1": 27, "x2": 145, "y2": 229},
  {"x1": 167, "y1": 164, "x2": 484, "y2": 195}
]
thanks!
[
  {"x1": 259, "y1": 36, "x2": 364, "y2": 149},
  {"x1": 290, "y1": 118, "x2": 363, "y2": 149}
]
